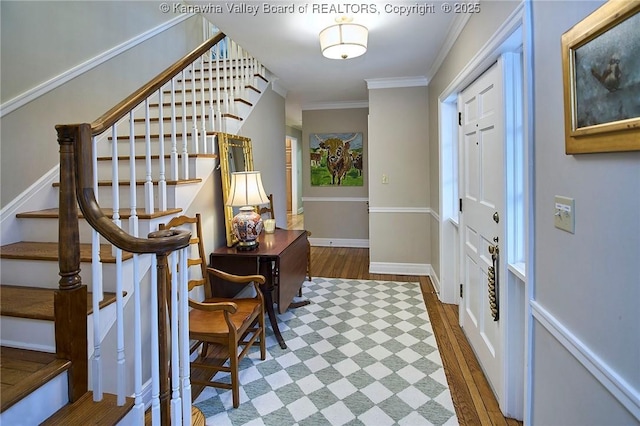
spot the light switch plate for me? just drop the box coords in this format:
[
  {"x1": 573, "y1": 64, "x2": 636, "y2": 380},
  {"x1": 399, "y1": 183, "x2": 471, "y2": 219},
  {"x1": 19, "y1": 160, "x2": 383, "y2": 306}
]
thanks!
[{"x1": 554, "y1": 196, "x2": 575, "y2": 234}]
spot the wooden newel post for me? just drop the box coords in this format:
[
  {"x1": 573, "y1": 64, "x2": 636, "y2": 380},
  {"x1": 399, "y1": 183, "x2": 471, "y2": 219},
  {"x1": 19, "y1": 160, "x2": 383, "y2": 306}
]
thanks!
[{"x1": 55, "y1": 124, "x2": 88, "y2": 402}]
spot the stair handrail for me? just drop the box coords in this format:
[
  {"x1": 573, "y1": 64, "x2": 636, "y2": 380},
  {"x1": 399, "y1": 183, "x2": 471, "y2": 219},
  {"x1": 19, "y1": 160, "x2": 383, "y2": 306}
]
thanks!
[
  {"x1": 56, "y1": 30, "x2": 229, "y2": 425},
  {"x1": 91, "y1": 32, "x2": 225, "y2": 136}
]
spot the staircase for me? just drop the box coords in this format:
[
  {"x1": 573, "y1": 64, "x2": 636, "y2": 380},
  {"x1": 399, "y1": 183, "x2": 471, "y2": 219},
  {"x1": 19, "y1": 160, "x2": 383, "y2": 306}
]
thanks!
[{"x1": 0, "y1": 25, "x2": 271, "y2": 425}]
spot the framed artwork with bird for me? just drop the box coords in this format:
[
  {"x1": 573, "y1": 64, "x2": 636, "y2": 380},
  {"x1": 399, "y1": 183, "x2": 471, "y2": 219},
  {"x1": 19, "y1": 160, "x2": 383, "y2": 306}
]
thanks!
[{"x1": 561, "y1": 0, "x2": 640, "y2": 154}]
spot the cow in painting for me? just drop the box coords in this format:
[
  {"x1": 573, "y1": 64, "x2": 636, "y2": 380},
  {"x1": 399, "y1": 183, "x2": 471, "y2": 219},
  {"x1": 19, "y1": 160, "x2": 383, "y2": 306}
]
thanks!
[
  {"x1": 351, "y1": 152, "x2": 363, "y2": 176},
  {"x1": 316, "y1": 133, "x2": 358, "y2": 185}
]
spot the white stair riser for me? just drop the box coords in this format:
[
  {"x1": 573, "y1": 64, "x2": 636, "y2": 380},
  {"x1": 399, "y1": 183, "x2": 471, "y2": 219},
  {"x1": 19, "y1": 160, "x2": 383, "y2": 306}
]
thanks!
[
  {"x1": 0, "y1": 317, "x2": 55, "y2": 352},
  {"x1": 94, "y1": 128, "x2": 234, "y2": 158},
  {"x1": 18, "y1": 211, "x2": 180, "y2": 244},
  {"x1": 0, "y1": 371, "x2": 68, "y2": 426},
  {"x1": 95, "y1": 155, "x2": 215, "y2": 182},
  {"x1": 0, "y1": 257, "x2": 137, "y2": 292}
]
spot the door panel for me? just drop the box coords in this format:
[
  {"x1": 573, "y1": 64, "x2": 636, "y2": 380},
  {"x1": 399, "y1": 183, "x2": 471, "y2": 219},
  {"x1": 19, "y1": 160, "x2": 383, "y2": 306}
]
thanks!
[{"x1": 459, "y1": 60, "x2": 504, "y2": 397}]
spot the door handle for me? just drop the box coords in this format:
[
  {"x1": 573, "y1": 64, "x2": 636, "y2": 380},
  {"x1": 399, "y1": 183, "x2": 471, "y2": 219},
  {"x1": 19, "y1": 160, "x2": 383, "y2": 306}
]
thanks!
[{"x1": 488, "y1": 237, "x2": 499, "y2": 321}]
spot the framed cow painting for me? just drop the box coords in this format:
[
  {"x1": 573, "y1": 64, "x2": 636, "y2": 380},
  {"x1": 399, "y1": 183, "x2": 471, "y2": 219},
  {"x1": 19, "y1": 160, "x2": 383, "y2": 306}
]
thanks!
[{"x1": 310, "y1": 132, "x2": 363, "y2": 186}]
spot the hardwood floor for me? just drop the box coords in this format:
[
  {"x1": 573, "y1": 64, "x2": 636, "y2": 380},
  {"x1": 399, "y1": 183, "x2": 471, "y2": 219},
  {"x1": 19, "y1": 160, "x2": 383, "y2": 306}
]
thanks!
[{"x1": 294, "y1": 210, "x2": 522, "y2": 426}]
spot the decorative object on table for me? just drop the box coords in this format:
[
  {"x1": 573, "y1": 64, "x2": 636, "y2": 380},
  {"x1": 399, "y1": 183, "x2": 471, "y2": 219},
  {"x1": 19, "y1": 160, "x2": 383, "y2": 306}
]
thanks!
[
  {"x1": 263, "y1": 219, "x2": 276, "y2": 234},
  {"x1": 561, "y1": 1, "x2": 640, "y2": 154},
  {"x1": 226, "y1": 171, "x2": 269, "y2": 251},
  {"x1": 309, "y1": 132, "x2": 363, "y2": 186},
  {"x1": 319, "y1": 16, "x2": 368, "y2": 60}
]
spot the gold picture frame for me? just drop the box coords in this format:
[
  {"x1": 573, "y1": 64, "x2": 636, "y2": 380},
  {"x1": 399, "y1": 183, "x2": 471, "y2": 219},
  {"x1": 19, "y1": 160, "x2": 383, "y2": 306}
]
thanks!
[
  {"x1": 216, "y1": 132, "x2": 254, "y2": 247},
  {"x1": 561, "y1": 1, "x2": 640, "y2": 154}
]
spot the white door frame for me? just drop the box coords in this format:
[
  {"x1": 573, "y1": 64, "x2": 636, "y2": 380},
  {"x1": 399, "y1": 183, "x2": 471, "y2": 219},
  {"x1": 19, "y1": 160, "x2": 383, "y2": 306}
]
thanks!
[
  {"x1": 438, "y1": 2, "x2": 534, "y2": 421},
  {"x1": 287, "y1": 136, "x2": 300, "y2": 214}
]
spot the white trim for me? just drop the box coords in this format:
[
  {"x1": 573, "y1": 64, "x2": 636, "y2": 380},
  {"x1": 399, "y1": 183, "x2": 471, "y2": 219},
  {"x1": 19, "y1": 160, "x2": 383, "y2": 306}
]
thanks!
[
  {"x1": 1, "y1": 165, "x2": 60, "y2": 245},
  {"x1": 369, "y1": 262, "x2": 431, "y2": 277},
  {"x1": 430, "y1": 209, "x2": 440, "y2": 222},
  {"x1": 309, "y1": 237, "x2": 369, "y2": 248},
  {"x1": 302, "y1": 197, "x2": 368, "y2": 203},
  {"x1": 0, "y1": 13, "x2": 194, "y2": 118},
  {"x1": 531, "y1": 301, "x2": 640, "y2": 421},
  {"x1": 369, "y1": 207, "x2": 431, "y2": 214},
  {"x1": 365, "y1": 77, "x2": 429, "y2": 89},
  {"x1": 302, "y1": 100, "x2": 369, "y2": 111},
  {"x1": 427, "y1": 14, "x2": 472, "y2": 81},
  {"x1": 428, "y1": 267, "x2": 441, "y2": 295}
]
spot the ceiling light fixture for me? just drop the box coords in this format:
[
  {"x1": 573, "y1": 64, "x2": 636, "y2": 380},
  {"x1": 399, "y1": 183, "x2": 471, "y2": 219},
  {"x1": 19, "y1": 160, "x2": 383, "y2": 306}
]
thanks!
[{"x1": 319, "y1": 17, "x2": 368, "y2": 60}]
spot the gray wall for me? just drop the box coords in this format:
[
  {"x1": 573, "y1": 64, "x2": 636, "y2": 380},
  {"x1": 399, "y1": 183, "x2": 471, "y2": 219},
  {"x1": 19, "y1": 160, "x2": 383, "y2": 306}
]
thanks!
[
  {"x1": 236, "y1": 87, "x2": 287, "y2": 229},
  {"x1": 531, "y1": 1, "x2": 640, "y2": 423},
  {"x1": 0, "y1": 1, "x2": 201, "y2": 207},
  {"x1": 368, "y1": 86, "x2": 430, "y2": 266},
  {"x1": 301, "y1": 108, "x2": 369, "y2": 243}
]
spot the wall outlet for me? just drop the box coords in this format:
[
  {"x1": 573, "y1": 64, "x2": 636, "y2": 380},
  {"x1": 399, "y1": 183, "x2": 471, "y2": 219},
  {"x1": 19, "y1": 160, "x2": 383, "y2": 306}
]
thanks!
[
  {"x1": 554, "y1": 196, "x2": 575, "y2": 234},
  {"x1": 382, "y1": 174, "x2": 389, "y2": 184}
]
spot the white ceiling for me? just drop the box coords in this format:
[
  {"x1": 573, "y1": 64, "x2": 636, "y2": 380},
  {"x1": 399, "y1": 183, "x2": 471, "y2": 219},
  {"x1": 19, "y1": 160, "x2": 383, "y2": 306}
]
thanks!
[{"x1": 194, "y1": 2, "x2": 464, "y2": 128}]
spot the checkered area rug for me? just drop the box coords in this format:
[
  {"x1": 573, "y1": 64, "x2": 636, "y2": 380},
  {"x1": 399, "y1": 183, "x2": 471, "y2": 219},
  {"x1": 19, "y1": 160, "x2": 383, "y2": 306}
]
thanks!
[{"x1": 194, "y1": 277, "x2": 459, "y2": 426}]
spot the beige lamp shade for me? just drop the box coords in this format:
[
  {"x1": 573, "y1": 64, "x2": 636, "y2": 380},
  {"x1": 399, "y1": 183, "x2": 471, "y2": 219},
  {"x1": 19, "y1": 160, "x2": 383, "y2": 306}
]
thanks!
[
  {"x1": 319, "y1": 22, "x2": 368, "y2": 60},
  {"x1": 226, "y1": 171, "x2": 269, "y2": 207}
]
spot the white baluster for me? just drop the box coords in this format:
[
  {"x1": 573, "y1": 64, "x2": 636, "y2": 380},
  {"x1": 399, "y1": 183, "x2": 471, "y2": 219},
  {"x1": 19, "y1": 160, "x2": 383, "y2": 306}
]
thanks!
[
  {"x1": 144, "y1": 100, "x2": 154, "y2": 214},
  {"x1": 170, "y1": 77, "x2": 179, "y2": 181},
  {"x1": 150, "y1": 255, "x2": 161, "y2": 425},
  {"x1": 115, "y1": 247, "x2": 125, "y2": 405},
  {"x1": 200, "y1": 53, "x2": 208, "y2": 153},
  {"x1": 157, "y1": 89, "x2": 167, "y2": 211},
  {"x1": 125, "y1": 110, "x2": 143, "y2": 418},
  {"x1": 92, "y1": 134, "x2": 103, "y2": 402},
  {"x1": 179, "y1": 248, "x2": 192, "y2": 426},
  {"x1": 181, "y1": 70, "x2": 189, "y2": 180},
  {"x1": 239, "y1": 44, "x2": 246, "y2": 101},
  {"x1": 170, "y1": 251, "x2": 182, "y2": 424},
  {"x1": 216, "y1": 43, "x2": 223, "y2": 132},
  {"x1": 229, "y1": 40, "x2": 236, "y2": 117},
  {"x1": 222, "y1": 38, "x2": 230, "y2": 118},
  {"x1": 132, "y1": 250, "x2": 144, "y2": 423},
  {"x1": 208, "y1": 47, "x2": 215, "y2": 134},
  {"x1": 129, "y1": 111, "x2": 139, "y2": 225},
  {"x1": 191, "y1": 63, "x2": 199, "y2": 154}
]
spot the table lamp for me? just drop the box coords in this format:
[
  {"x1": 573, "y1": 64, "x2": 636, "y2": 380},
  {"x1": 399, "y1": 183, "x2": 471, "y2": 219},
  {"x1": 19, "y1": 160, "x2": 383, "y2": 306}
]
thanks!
[{"x1": 226, "y1": 171, "x2": 269, "y2": 250}]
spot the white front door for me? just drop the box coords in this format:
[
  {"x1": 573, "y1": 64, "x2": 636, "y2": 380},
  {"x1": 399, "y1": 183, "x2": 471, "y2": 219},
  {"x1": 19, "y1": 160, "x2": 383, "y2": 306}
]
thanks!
[{"x1": 459, "y1": 60, "x2": 505, "y2": 398}]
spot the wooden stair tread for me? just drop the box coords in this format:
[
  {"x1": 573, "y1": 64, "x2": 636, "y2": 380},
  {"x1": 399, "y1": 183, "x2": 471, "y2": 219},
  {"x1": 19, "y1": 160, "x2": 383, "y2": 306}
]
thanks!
[
  {"x1": 41, "y1": 391, "x2": 134, "y2": 425},
  {"x1": 0, "y1": 346, "x2": 71, "y2": 413},
  {"x1": 0, "y1": 241, "x2": 133, "y2": 263},
  {"x1": 0, "y1": 285, "x2": 120, "y2": 321},
  {"x1": 16, "y1": 207, "x2": 183, "y2": 220}
]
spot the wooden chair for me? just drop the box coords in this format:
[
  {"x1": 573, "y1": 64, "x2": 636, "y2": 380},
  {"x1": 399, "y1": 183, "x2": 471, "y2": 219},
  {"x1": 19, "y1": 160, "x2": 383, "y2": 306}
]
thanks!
[
  {"x1": 258, "y1": 194, "x2": 312, "y2": 282},
  {"x1": 257, "y1": 193, "x2": 275, "y2": 219},
  {"x1": 159, "y1": 213, "x2": 266, "y2": 408}
]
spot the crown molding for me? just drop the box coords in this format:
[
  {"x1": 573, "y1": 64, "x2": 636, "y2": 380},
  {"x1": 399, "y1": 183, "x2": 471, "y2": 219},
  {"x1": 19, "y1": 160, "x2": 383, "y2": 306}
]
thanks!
[
  {"x1": 302, "y1": 100, "x2": 369, "y2": 111},
  {"x1": 365, "y1": 76, "x2": 429, "y2": 89}
]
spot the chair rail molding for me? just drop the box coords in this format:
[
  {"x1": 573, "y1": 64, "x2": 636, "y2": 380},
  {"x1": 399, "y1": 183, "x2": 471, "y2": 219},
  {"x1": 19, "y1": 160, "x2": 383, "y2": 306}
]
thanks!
[{"x1": 531, "y1": 300, "x2": 640, "y2": 421}]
